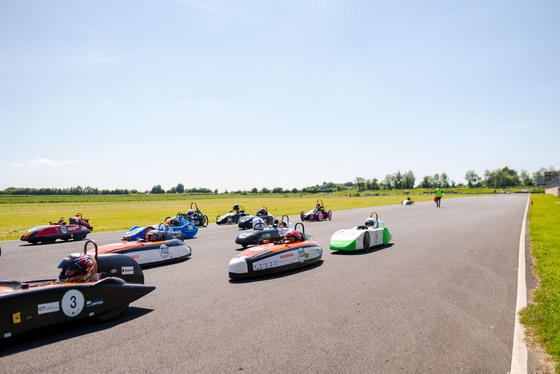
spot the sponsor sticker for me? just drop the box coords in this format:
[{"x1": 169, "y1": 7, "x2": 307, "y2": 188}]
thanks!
[
  {"x1": 61, "y1": 289, "x2": 85, "y2": 317},
  {"x1": 280, "y1": 253, "x2": 294, "y2": 259},
  {"x1": 4, "y1": 333, "x2": 11, "y2": 338},
  {"x1": 12, "y1": 313, "x2": 21, "y2": 324},
  {"x1": 122, "y1": 266, "x2": 134, "y2": 275},
  {"x1": 86, "y1": 299, "x2": 104, "y2": 308},
  {"x1": 298, "y1": 248, "x2": 306, "y2": 263},
  {"x1": 38, "y1": 301, "x2": 60, "y2": 315},
  {"x1": 159, "y1": 244, "x2": 170, "y2": 259},
  {"x1": 60, "y1": 226, "x2": 68, "y2": 234}
]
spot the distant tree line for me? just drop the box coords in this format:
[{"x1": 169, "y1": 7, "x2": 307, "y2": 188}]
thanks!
[{"x1": 1, "y1": 166, "x2": 557, "y2": 195}]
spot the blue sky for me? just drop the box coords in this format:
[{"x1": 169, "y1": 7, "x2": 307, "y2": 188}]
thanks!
[{"x1": 1, "y1": 0, "x2": 558, "y2": 192}]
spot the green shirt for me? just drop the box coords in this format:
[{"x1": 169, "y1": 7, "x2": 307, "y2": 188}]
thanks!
[{"x1": 436, "y1": 187, "x2": 442, "y2": 198}]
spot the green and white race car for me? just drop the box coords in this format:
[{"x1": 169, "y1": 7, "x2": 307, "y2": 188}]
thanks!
[{"x1": 329, "y1": 212, "x2": 392, "y2": 251}]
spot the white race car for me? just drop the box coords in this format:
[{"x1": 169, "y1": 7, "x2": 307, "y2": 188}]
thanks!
[{"x1": 329, "y1": 212, "x2": 392, "y2": 251}]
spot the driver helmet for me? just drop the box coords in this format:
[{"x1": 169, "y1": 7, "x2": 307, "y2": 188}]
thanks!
[
  {"x1": 187, "y1": 209, "x2": 195, "y2": 215},
  {"x1": 252, "y1": 217, "x2": 265, "y2": 230},
  {"x1": 284, "y1": 230, "x2": 303, "y2": 243},
  {"x1": 364, "y1": 218, "x2": 377, "y2": 227},
  {"x1": 58, "y1": 253, "x2": 96, "y2": 283},
  {"x1": 257, "y1": 208, "x2": 266, "y2": 216},
  {"x1": 233, "y1": 204, "x2": 240, "y2": 211},
  {"x1": 146, "y1": 230, "x2": 164, "y2": 242},
  {"x1": 69, "y1": 217, "x2": 79, "y2": 224},
  {"x1": 169, "y1": 217, "x2": 180, "y2": 226}
]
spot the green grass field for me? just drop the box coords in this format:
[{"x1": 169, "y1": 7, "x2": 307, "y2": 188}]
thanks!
[
  {"x1": 0, "y1": 193, "x2": 439, "y2": 241},
  {"x1": 521, "y1": 194, "x2": 560, "y2": 372}
]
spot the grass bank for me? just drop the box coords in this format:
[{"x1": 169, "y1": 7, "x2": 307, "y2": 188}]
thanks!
[
  {"x1": 521, "y1": 194, "x2": 560, "y2": 372},
  {"x1": 0, "y1": 194, "x2": 441, "y2": 241}
]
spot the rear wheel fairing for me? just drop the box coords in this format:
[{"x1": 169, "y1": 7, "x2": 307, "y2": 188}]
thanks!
[{"x1": 94, "y1": 240, "x2": 191, "y2": 267}]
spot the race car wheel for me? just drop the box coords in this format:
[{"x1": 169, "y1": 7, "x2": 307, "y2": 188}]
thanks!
[
  {"x1": 242, "y1": 244, "x2": 248, "y2": 249},
  {"x1": 300, "y1": 211, "x2": 305, "y2": 221},
  {"x1": 73, "y1": 233, "x2": 86, "y2": 241},
  {"x1": 362, "y1": 232, "x2": 371, "y2": 251},
  {"x1": 318, "y1": 211, "x2": 323, "y2": 221},
  {"x1": 41, "y1": 238, "x2": 56, "y2": 244},
  {"x1": 144, "y1": 227, "x2": 154, "y2": 241},
  {"x1": 328, "y1": 210, "x2": 332, "y2": 220},
  {"x1": 202, "y1": 215, "x2": 209, "y2": 227}
]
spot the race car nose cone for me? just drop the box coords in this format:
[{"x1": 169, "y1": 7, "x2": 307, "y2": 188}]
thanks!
[{"x1": 228, "y1": 256, "x2": 248, "y2": 276}]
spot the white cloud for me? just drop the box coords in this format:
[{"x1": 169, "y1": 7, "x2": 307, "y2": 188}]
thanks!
[{"x1": 24, "y1": 159, "x2": 83, "y2": 167}]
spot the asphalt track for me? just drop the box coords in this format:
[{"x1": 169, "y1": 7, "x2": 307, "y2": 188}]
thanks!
[{"x1": 0, "y1": 195, "x2": 536, "y2": 373}]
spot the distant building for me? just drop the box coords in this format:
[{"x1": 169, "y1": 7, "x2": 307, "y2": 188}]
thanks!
[{"x1": 545, "y1": 172, "x2": 559, "y2": 196}]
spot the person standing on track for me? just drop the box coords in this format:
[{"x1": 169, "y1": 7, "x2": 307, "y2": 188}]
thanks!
[{"x1": 435, "y1": 184, "x2": 442, "y2": 207}]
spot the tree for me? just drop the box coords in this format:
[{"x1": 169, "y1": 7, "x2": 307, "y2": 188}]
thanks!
[
  {"x1": 465, "y1": 170, "x2": 480, "y2": 187},
  {"x1": 519, "y1": 170, "x2": 533, "y2": 186},
  {"x1": 176, "y1": 183, "x2": 185, "y2": 193},
  {"x1": 151, "y1": 185, "x2": 165, "y2": 194},
  {"x1": 484, "y1": 166, "x2": 520, "y2": 188},
  {"x1": 250, "y1": 187, "x2": 258, "y2": 193},
  {"x1": 260, "y1": 187, "x2": 270, "y2": 194},
  {"x1": 403, "y1": 171, "x2": 415, "y2": 189},
  {"x1": 354, "y1": 177, "x2": 366, "y2": 191}
]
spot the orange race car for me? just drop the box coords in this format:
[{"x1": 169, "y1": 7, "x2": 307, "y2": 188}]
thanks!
[{"x1": 229, "y1": 224, "x2": 322, "y2": 279}]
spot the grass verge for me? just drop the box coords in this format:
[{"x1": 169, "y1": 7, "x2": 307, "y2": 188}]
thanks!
[
  {"x1": 0, "y1": 194, "x2": 442, "y2": 241},
  {"x1": 520, "y1": 194, "x2": 560, "y2": 373}
]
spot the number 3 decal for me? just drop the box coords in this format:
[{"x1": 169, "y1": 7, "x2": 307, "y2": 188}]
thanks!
[{"x1": 62, "y1": 289, "x2": 85, "y2": 317}]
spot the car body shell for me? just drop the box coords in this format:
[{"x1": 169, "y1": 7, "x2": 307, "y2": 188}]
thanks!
[
  {"x1": 179, "y1": 202, "x2": 208, "y2": 227},
  {"x1": 20, "y1": 215, "x2": 93, "y2": 244},
  {"x1": 235, "y1": 226, "x2": 294, "y2": 248},
  {"x1": 216, "y1": 210, "x2": 248, "y2": 225},
  {"x1": 229, "y1": 239, "x2": 322, "y2": 279},
  {"x1": 301, "y1": 208, "x2": 332, "y2": 221},
  {"x1": 123, "y1": 218, "x2": 197, "y2": 241},
  {"x1": 90, "y1": 236, "x2": 191, "y2": 267},
  {"x1": 0, "y1": 253, "x2": 154, "y2": 340},
  {"x1": 301, "y1": 199, "x2": 332, "y2": 221},
  {"x1": 330, "y1": 220, "x2": 392, "y2": 251},
  {"x1": 238, "y1": 213, "x2": 275, "y2": 229}
]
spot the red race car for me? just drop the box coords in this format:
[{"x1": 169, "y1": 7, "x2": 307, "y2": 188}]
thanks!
[{"x1": 20, "y1": 213, "x2": 93, "y2": 245}]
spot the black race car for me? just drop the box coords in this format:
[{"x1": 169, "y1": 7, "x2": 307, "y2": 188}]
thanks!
[
  {"x1": 235, "y1": 215, "x2": 293, "y2": 248},
  {"x1": 0, "y1": 240, "x2": 155, "y2": 340},
  {"x1": 216, "y1": 204, "x2": 248, "y2": 225},
  {"x1": 178, "y1": 202, "x2": 208, "y2": 227},
  {"x1": 237, "y1": 207, "x2": 275, "y2": 230}
]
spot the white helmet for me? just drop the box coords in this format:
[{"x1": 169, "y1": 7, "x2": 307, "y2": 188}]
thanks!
[
  {"x1": 364, "y1": 218, "x2": 377, "y2": 227},
  {"x1": 187, "y1": 209, "x2": 195, "y2": 215},
  {"x1": 252, "y1": 217, "x2": 265, "y2": 230}
]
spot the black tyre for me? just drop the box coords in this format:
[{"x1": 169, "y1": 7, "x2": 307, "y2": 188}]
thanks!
[
  {"x1": 362, "y1": 232, "x2": 371, "y2": 251},
  {"x1": 73, "y1": 233, "x2": 86, "y2": 241},
  {"x1": 202, "y1": 215, "x2": 209, "y2": 227}
]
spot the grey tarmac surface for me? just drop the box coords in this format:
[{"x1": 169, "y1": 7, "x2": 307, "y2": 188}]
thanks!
[{"x1": 0, "y1": 195, "x2": 535, "y2": 373}]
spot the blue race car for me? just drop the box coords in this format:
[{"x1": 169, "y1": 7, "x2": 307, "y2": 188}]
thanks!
[{"x1": 123, "y1": 216, "x2": 198, "y2": 241}]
